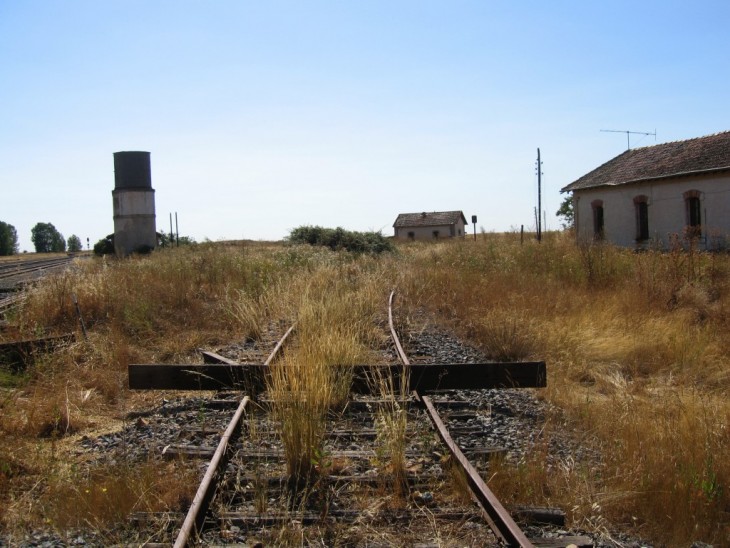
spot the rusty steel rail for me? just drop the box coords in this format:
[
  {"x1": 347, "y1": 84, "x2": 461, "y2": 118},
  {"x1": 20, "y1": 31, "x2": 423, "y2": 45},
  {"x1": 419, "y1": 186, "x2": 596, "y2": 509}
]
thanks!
[
  {"x1": 173, "y1": 396, "x2": 250, "y2": 548},
  {"x1": 173, "y1": 324, "x2": 295, "y2": 547},
  {"x1": 418, "y1": 394, "x2": 534, "y2": 547},
  {"x1": 264, "y1": 323, "x2": 295, "y2": 366},
  {"x1": 200, "y1": 324, "x2": 295, "y2": 367},
  {"x1": 388, "y1": 289, "x2": 535, "y2": 548},
  {"x1": 388, "y1": 290, "x2": 410, "y2": 366}
]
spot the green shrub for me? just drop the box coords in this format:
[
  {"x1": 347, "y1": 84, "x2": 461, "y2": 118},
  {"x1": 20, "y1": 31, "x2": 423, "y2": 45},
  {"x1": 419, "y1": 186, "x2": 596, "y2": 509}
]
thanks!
[
  {"x1": 287, "y1": 226, "x2": 394, "y2": 254},
  {"x1": 93, "y1": 234, "x2": 114, "y2": 256}
]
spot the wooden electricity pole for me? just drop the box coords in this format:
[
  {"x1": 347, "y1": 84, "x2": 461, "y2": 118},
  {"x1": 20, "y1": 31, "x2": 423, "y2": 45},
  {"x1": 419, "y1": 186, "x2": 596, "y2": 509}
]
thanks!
[{"x1": 536, "y1": 148, "x2": 542, "y2": 242}]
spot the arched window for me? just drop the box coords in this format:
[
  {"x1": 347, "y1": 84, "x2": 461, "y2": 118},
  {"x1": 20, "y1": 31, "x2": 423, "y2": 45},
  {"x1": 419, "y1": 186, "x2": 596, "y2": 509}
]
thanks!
[
  {"x1": 683, "y1": 190, "x2": 702, "y2": 237},
  {"x1": 591, "y1": 200, "x2": 604, "y2": 240},
  {"x1": 634, "y1": 195, "x2": 649, "y2": 241}
]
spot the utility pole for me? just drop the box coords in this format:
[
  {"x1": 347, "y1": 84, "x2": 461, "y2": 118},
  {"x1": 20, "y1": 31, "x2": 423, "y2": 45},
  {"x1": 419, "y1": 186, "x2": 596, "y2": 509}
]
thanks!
[{"x1": 536, "y1": 148, "x2": 542, "y2": 242}]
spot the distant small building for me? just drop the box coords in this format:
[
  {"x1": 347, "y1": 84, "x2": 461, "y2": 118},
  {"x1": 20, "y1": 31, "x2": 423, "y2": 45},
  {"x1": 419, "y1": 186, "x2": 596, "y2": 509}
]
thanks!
[
  {"x1": 393, "y1": 211, "x2": 468, "y2": 240},
  {"x1": 562, "y1": 131, "x2": 730, "y2": 250}
]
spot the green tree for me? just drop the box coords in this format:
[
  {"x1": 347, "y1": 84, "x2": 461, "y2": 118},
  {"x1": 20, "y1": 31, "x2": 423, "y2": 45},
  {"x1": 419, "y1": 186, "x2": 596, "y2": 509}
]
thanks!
[
  {"x1": 556, "y1": 194, "x2": 574, "y2": 230},
  {"x1": 0, "y1": 221, "x2": 19, "y2": 255},
  {"x1": 31, "y1": 222, "x2": 66, "y2": 253},
  {"x1": 67, "y1": 234, "x2": 83, "y2": 252}
]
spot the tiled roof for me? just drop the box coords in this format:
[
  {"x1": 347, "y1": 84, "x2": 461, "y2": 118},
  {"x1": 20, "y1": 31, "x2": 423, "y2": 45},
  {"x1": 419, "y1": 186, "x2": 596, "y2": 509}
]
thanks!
[
  {"x1": 393, "y1": 211, "x2": 468, "y2": 228},
  {"x1": 562, "y1": 131, "x2": 730, "y2": 192}
]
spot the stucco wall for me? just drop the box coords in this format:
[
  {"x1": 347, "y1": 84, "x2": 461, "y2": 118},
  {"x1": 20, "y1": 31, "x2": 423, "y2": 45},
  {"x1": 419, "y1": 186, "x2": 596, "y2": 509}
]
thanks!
[
  {"x1": 113, "y1": 188, "x2": 155, "y2": 217},
  {"x1": 113, "y1": 188, "x2": 157, "y2": 256},
  {"x1": 395, "y1": 220, "x2": 466, "y2": 240},
  {"x1": 573, "y1": 174, "x2": 730, "y2": 249}
]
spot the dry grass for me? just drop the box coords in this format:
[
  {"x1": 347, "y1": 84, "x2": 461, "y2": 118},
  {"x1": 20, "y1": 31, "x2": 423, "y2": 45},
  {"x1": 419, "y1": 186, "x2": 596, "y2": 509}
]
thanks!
[
  {"x1": 2, "y1": 236, "x2": 729, "y2": 545},
  {"x1": 369, "y1": 363, "x2": 410, "y2": 496},
  {"x1": 397, "y1": 232, "x2": 730, "y2": 546},
  {"x1": 267, "y1": 263, "x2": 386, "y2": 483},
  {"x1": 0, "y1": 242, "x2": 300, "y2": 536},
  {"x1": 43, "y1": 459, "x2": 198, "y2": 529}
]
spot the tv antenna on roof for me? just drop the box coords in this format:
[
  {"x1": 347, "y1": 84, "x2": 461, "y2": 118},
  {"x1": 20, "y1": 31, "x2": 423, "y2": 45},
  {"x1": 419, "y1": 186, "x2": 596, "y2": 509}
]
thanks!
[{"x1": 600, "y1": 129, "x2": 656, "y2": 150}]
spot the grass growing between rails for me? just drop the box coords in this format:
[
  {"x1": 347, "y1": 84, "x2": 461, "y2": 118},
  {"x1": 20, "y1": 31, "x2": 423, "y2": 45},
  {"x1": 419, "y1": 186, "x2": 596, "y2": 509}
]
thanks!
[
  {"x1": 267, "y1": 262, "x2": 388, "y2": 484},
  {"x1": 398, "y1": 232, "x2": 730, "y2": 546}
]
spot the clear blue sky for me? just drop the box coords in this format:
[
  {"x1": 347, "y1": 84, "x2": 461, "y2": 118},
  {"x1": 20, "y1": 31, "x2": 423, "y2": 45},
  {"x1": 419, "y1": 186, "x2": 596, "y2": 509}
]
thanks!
[{"x1": 2, "y1": 1, "x2": 728, "y2": 252}]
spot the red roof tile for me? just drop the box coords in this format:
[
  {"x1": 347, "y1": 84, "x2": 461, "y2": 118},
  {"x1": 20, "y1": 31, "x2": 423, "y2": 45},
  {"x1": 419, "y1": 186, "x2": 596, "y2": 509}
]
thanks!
[
  {"x1": 562, "y1": 131, "x2": 730, "y2": 192},
  {"x1": 393, "y1": 211, "x2": 467, "y2": 228}
]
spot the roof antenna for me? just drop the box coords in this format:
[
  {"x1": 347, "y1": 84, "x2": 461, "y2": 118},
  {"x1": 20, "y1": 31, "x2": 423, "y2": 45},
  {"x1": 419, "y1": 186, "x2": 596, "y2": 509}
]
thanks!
[{"x1": 600, "y1": 129, "x2": 656, "y2": 150}]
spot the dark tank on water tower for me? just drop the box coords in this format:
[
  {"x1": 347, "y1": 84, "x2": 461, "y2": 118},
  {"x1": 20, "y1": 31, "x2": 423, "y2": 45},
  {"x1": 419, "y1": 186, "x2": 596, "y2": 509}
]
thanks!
[{"x1": 112, "y1": 151, "x2": 157, "y2": 257}]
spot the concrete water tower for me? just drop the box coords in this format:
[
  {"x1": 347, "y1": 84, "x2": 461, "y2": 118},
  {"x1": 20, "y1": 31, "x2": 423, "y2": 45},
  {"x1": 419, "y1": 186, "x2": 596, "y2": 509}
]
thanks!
[{"x1": 112, "y1": 151, "x2": 157, "y2": 257}]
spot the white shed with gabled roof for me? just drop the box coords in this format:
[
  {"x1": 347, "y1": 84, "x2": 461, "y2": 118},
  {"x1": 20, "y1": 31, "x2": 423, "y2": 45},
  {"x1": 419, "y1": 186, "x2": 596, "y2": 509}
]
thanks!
[{"x1": 393, "y1": 211, "x2": 468, "y2": 240}]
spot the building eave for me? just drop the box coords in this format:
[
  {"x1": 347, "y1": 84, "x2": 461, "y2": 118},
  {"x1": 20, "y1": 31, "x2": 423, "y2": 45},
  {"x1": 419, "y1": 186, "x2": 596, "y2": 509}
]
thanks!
[{"x1": 563, "y1": 165, "x2": 730, "y2": 193}]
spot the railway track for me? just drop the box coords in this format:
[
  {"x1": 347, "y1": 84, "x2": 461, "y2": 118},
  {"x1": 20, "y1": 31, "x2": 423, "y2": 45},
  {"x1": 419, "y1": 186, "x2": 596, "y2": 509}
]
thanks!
[
  {"x1": 0, "y1": 255, "x2": 77, "y2": 290},
  {"x1": 388, "y1": 292, "x2": 532, "y2": 547},
  {"x1": 0, "y1": 255, "x2": 80, "y2": 320},
  {"x1": 122, "y1": 291, "x2": 601, "y2": 547},
  {"x1": 0, "y1": 292, "x2": 26, "y2": 318}
]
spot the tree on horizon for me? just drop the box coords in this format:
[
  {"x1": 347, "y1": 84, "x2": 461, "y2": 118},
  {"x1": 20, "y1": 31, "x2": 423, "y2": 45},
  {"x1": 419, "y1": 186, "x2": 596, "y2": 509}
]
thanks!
[
  {"x1": 0, "y1": 221, "x2": 19, "y2": 255},
  {"x1": 67, "y1": 234, "x2": 83, "y2": 252},
  {"x1": 31, "y1": 222, "x2": 66, "y2": 253}
]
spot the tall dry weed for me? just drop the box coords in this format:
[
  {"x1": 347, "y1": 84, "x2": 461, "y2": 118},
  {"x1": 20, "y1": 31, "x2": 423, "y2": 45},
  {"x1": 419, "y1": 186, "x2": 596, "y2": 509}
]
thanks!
[
  {"x1": 267, "y1": 261, "x2": 386, "y2": 485},
  {"x1": 224, "y1": 287, "x2": 265, "y2": 342},
  {"x1": 394, "y1": 235, "x2": 730, "y2": 545},
  {"x1": 465, "y1": 310, "x2": 535, "y2": 361},
  {"x1": 580, "y1": 388, "x2": 729, "y2": 543},
  {"x1": 367, "y1": 362, "x2": 409, "y2": 495},
  {"x1": 42, "y1": 460, "x2": 198, "y2": 530},
  {"x1": 1, "y1": 243, "x2": 297, "y2": 533}
]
